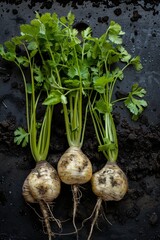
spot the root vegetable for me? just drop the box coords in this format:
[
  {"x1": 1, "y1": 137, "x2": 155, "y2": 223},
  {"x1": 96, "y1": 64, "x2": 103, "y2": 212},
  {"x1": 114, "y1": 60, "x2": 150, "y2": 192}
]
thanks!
[
  {"x1": 0, "y1": 21, "x2": 64, "y2": 239},
  {"x1": 91, "y1": 162, "x2": 128, "y2": 202},
  {"x1": 87, "y1": 162, "x2": 128, "y2": 239},
  {"x1": 0, "y1": 12, "x2": 148, "y2": 240},
  {"x1": 23, "y1": 161, "x2": 61, "y2": 203},
  {"x1": 23, "y1": 161, "x2": 61, "y2": 239},
  {"x1": 88, "y1": 20, "x2": 147, "y2": 239},
  {"x1": 57, "y1": 146, "x2": 92, "y2": 185},
  {"x1": 58, "y1": 146, "x2": 92, "y2": 237},
  {"x1": 0, "y1": 12, "x2": 94, "y2": 239},
  {"x1": 46, "y1": 12, "x2": 95, "y2": 237},
  {"x1": 57, "y1": 146, "x2": 92, "y2": 236},
  {"x1": 87, "y1": 162, "x2": 128, "y2": 240}
]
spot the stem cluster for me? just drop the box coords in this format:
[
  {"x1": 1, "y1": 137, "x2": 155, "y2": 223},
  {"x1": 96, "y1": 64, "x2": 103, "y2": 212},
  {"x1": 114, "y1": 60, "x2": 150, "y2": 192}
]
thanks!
[{"x1": 0, "y1": 11, "x2": 148, "y2": 240}]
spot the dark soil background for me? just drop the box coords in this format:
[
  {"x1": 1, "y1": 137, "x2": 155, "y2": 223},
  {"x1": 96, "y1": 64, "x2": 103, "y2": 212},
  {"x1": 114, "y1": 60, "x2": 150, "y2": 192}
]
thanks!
[{"x1": 0, "y1": 0, "x2": 160, "y2": 240}]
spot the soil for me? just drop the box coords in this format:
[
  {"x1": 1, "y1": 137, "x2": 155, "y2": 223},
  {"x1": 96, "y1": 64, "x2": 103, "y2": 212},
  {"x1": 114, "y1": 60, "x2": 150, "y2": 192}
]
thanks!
[{"x1": 0, "y1": 0, "x2": 160, "y2": 240}]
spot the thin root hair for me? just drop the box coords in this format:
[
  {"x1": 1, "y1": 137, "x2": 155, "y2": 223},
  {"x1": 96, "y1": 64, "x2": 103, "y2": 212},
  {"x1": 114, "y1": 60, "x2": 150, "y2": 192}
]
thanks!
[
  {"x1": 80, "y1": 197, "x2": 102, "y2": 229},
  {"x1": 72, "y1": 184, "x2": 81, "y2": 240},
  {"x1": 87, "y1": 197, "x2": 103, "y2": 240},
  {"x1": 26, "y1": 202, "x2": 43, "y2": 219},
  {"x1": 102, "y1": 211, "x2": 112, "y2": 226},
  {"x1": 72, "y1": 184, "x2": 83, "y2": 204},
  {"x1": 39, "y1": 200, "x2": 56, "y2": 240},
  {"x1": 45, "y1": 201, "x2": 62, "y2": 230}
]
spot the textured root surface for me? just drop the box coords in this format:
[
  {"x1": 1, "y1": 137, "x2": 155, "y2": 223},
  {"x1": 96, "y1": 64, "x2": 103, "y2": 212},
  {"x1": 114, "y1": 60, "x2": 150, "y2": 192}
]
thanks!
[
  {"x1": 87, "y1": 198, "x2": 102, "y2": 240},
  {"x1": 28, "y1": 161, "x2": 61, "y2": 202},
  {"x1": 22, "y1": 177, "x2": 36, "y2": 203},
  {"x1": 27, "y1": 200, "x2": 62, "y2": 240},
  {"x1": 22, "y1": 161, "x2": 61, "y2": 240},
  {"x1": 57, "y1": 146, "x2": 92, "y2": 185},
  {"x1": 22, "y1": 161, "x2": 61, "y2": 203},
  {"x1": 39, "y1": 200, "x2": 54, "y2": 240},
  {"x1": 71, "y1": 184, "x2": 82, "y2": 240},
  {"x1": 91, "y1": 162, "x2": 128, "y2": 201}
]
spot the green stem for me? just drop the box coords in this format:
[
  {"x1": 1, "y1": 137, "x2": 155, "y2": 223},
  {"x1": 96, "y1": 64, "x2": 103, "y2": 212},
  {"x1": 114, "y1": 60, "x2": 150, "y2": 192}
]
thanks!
[
  {"x1": 104, "y1": 112, "x2": 118, "y2": 162},
  {"x1": 73, "y1": 91, "x2": 79, "y2": 142},
  {"x1": 89, "y1": 93, "x2": 104, "y2": 142},
  {"x1": 69, "y1": 94, "x2": 74, "y2": 141},
  {"x1": 109, "y1": 62, "x2": 131, "y2": 104},
  {"x1": 47, "y1": 42, "x2": 62, "y2": 88},
  {"x1": 77, "y1": 89, "x2": 82, "y2": 146},
  {"x1": 112, "y1": 97, "x2": 127, "y2": 105},
  {"x1": 82, "y1": 39, "x2": 85, "y2": 61},
  {"x1": 80, "y1": 101, "x2": 89, "y2": 148},
  {"x1": 62, "y1": 27, "x2": 83, "y2": 148},
  {"x1": 37, "y1": 106, "x2": 47, "y2": 155},
  {"x1": 89, "y1": 97, "x2": 109, "y2": 160},
  {"x1": 63, "y1": 103, "x2": 73, "y2": 147},
  {"x1": 30, "y1": 108, "x2": 38, "y2": 161},
  {"x1": 15, "y1": 63, "x2": 30, "y2": 131},
  {"x1": 40, "y1": 105, "x2": 53, "y2": 161},
  {"x1": 23, "y1": 44, "x2": 45, "y2": 162}
]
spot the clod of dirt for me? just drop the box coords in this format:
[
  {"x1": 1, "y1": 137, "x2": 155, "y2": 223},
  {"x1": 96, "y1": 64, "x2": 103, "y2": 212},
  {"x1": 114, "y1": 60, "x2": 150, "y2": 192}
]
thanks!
[
  {"x1": 114, "y1": 8, "x2": 122, "y2": 16},
  {"x1": 126, "y1": 204, "x2": 140, "y2": 218},
  {"x1": 149, "y1": 212, "x2": 158, "y2": 225},
  {"x1": 129, "y1": 188, "x2": 144, "y2": 200},
  {"x1": 0, "y1": 115, "x2": 17, "y2": 153},
  {"x1": 12, "y1": 9, "x2": 18, "y2": 15},
  {"x1": 130, "y1": 10, "x2": 142, "y2": 22},
  {"x1": 152, "y1": 31, "x2": 157, "y2": 37},
  {"x1": 134, "y1": 29, "x2": 138, "y2": 35},
  {"x1": 98, "y1": 16, "x2": 109, "y2": 23}
]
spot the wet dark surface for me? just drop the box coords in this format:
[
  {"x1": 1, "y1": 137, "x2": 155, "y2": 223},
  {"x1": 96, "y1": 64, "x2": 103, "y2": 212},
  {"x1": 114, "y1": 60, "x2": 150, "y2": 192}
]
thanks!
[{"x1": 0, "y1": 1, "x2": 160, "y2": 240}]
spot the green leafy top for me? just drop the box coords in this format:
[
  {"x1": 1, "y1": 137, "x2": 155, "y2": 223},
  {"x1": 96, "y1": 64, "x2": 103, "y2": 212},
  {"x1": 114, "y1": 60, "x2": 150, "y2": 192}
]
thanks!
[
  {"x1": 14, "y1": 127, "x2": 29, "y2": 148},
  {"x1": 88, "y1": 21, "x2": 147, "y2": 162},
  {"x1": 0, "y1": 12, "x2": 72, "y2": 161},
  {"x1": 0, "y1": 12, "x2": 147, "y2": 160}
]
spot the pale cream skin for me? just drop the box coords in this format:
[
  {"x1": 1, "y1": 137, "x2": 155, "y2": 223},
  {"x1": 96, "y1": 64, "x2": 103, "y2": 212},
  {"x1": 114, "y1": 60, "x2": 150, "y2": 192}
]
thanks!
[
  {"x1": 22, "y1": 161, "x2": 61, "y2": 240},
  {"x1": 91, "y1": 162, "x2": 128, "y2": 201},
  {"x1": 22, "y1": 161, "x2": 61, "y2": 203},
  {"x1": 57, "y1": 146, "x2": 92, "y2": 185}
]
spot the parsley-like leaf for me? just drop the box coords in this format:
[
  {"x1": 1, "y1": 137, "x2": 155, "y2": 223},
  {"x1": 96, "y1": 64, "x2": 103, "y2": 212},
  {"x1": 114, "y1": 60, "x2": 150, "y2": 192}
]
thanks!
[
  {"x1": 118, "y1": 46, "x2": 131, "y2": 63},
  {"x1": 43, "y1": 90, "x2": 65, "y2": 105},
  {"x1": 81, "y1": 27, "x2": 92, "y2": 39},
  {"x1": 124, "y1": 83, "x2": 147, "y2": 120},
  {"x1": 14, "y1": 127, "x2": 29, "y2": 147},
  {"x1": 130, "y1": 56, "x2": 143, "y2": 71},
  {"x1": 95, "y1": 99, "x2": 108, "y2": 114},
  {"x1": 94, "y1": 74, "x2": 114, "y2": 93},
  {"x1": 108, "y1": 21, "x2": 125, "y2": 44}
]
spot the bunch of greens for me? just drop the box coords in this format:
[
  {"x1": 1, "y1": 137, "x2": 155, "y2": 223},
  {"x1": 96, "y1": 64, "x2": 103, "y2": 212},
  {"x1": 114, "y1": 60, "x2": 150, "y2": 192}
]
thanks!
[
  {"x1": 83, "y1": 21, "x2": 147, "y2": 240},
  {"x1": 88, "y1": 21, "x2": 147, "y2": 163},
  {"x1": 0, "y1": 12, "x2": 72, "y2": 157},
  {"x1": 0, "y1": 32, "x2": 54, "y2": 161},
  {"x1": 0, "y1": 12, "x2": 73, "y2": 239},
  {"x1": 0, "y1": 12, "x2": 147, "y2": 240}
]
